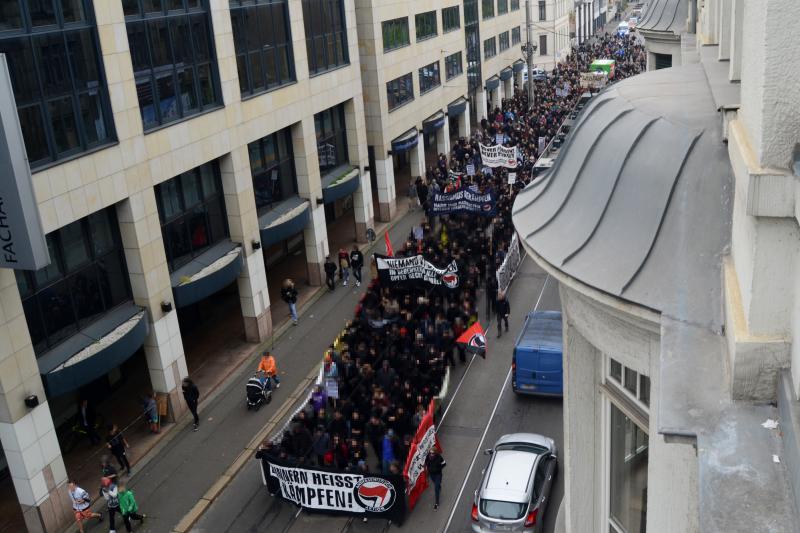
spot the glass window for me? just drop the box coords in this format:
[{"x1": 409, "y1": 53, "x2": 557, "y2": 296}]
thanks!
[
  {"x1": 386, "y1": 73, "x2": 413, "y2": 111},
  {"x1": 415, "y1": 11, "x2": 437, "y2": 41},
  {"x1": 249, "y1": 128, "x2": 297, "y2": 212},
  {"x1": 314, "y1": 103, "x2": 349, "y2": 174},
  {"x1": 155, "y1": 160, "x2": 229, "y2": 271},
  {"x1": 0, "y1": 0, "x2": 115, "y2": 168},
  {"x1": 463, "y1": 0, "x2": 481, "y2": 92},
  {"x1": 125, "y1": 0, "x2": 222, "y2": 130},
  {"x1": 499, "y1": 31, "x2": 509, "y2": 51},
  {"x1": 511, "y1": 0, "x2": 519, "y2": 10},
  {"x1": 445, "y1": 52, "x2": 463, "y2": 80},
  {"x1": 483, "y1": 37, "x2": 496, "y2": 59},
  {"x1": 639, "y1": 375, "x2": 650, "y2": 407},
  {"x1": 539, "y1": 34, "x2": 547, "y2": 55},
  {"x1": 480, "y1": 499, "x2": 525, "y2": 520},
  {"x1": 498, "y1": 0, "x2": 508, "y2": 14},
  {"x1": 538, "y1": 0, "x2": 546, "y2": 20},
  {"x1": 15, "y1": 208, "x2": 131, "y2": 356},
  {"x1": 230, "y1": 0, "x2": 295, "y2": 97},
  {"x1": 609, "y1": 358, "x2": 622, "y2": 383},
  {"x1": 609, "y1": 403, "x2": 648, "y2": 533},
  {"x1": 482, "y1": 0, "x2": 494, "y2": 19},
  {"x1": 302, "y1": 0, "x2": 349, "y2": 75},
  {"x1": 512, "y1": 26, "x2": 521, "y2": 45},
  {"x1": 442, "y1": 6, "x2": 460, "y2": 32},
  {"x1": 624, "y1": 367, "x2": 638, "y2": 396},
  {"x1": 382, "y1": 17, "x2": 409, "y2": 52},
  {"x1": 418, "y1": 61, "x2": 440, "y2": 94}
]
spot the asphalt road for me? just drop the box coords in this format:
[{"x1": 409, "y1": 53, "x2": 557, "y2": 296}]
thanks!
[{"x1": 193, "y1": 257, "x2": 564, "y2": 533}]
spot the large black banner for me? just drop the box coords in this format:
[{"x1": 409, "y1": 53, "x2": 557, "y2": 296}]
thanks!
[
  {"x1": 428, "y1": 186, "x2": 497, "y2": 216},
  {"x1": 375, "y1": 254, "x2": 459, "y2": 289},
  {"x1": 260, "y1": 455, "x2": 406, "y2": 523}
]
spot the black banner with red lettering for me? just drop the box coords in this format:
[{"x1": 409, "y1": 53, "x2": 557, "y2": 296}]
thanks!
[{"x1": 259, "y1": 454, "x2": 406, "y2": 523}]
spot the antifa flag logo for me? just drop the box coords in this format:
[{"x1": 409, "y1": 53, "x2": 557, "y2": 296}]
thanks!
[
  {"x1": 469, "y1": 332, "x2": 486, "y2": 352},
  {"x1": 482, "y1": 203, "x2": 493, "y2": 212},
  {"x1": 354, "y1": 478, "x2": 397, "y2": 512},
  {"x1": 441, "y1": 273, "x2": 459, "y2": 289},
  {"x1": 457, "y1": 322, "x2": 487, "y2": 358}
]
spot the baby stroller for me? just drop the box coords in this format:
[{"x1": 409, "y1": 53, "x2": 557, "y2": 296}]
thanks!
[{"x1": 246, "y1": 372, "x2": 272, "y2": 410}]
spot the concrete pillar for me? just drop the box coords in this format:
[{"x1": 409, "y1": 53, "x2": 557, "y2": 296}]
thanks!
[
  {"x1": 494, "y1": 83, "x2": 504, "y2": 109},
  {"x1": 458, "y1": 102, "x2": 472, "y2": 137},
  {"x1": 717, "y1": 0, "x2": 731, "y2": 60},
  {"x1": 219, "y1": 147, "x2": 272, "y2": 343},
  {"x1": 292, "y1": 117, "x2": 329, "y2": 286},
  {"x1": 344, "y1": 97, "x2": 373, "y2": 243},
  {"x1": 0, "y1": 270, "x2": 71, "y2": 532},
  {"x1": 503, "y1": 77, "x2": 513, "y2": 101},
  {"x1": 514, "y1": 70, "x2": 522, "y2": 91},
  {"x1": 476, "y1": 89, "x2": 488, "y2": 123},
  {"x1": 374, "y1": 155, "x2": 396, "y2": 222},
  {"x1": 117, "y1": 190, "x2": 188, "y2": 421},
  {"x1": 436, "y1": 120, "x2": 451, "y2": 158},
  {"x1": 728, "y1": 0, "x2": 744, "y2": 81},
  {"x1": 409, "y1": 133, "x2": 426, "y2": 179}
]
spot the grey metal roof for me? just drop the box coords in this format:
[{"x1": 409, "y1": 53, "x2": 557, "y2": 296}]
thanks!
[
  {"x1": 512, "y1": 63, "x2": 732, "y2": 330},
  {"x1": 637, "y1": 0, "x2": 688, "y2": 33}
]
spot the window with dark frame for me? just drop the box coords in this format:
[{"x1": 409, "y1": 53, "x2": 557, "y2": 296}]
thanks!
[
  {"x1": 442, "y1": 6, "x2": 460, "y2": 32},
  {"x1": 248, "y1": 128, "x2": 297, "y2": 213},
  {"x1": 639, "y1": 375, "x2": 651, "y2": 407},
  {"x1": 512, "y1": 26, "x2": 521, "y2": 45},
  {"x1": 445, "y1": 51, "x2": 463, "y2": 80},
  {"x1": 418, "y1": 61, "x2": 440, "y2": 94},
  {"x1": 16, "y1": 209, "x2": 132, "y2": 356},
  {"x1": 230, "y1": 0, "x2": 295, "y2": 97},
  {"x1": 386, "y1": 73, "x2": 413, "y2": 111},
  {"x1": 301, "y1": 0, "x2": 349, "y2": 75},
  {"x1": 483, "y1": 36, "x2": 496, "y2": 59},
  {"x1": 609, "y1": 358, "x2": 622, "y2": 383},
  {"x1": 538, "y1": 0, "x2": 546, "y2": 20},
  {"x1": 154, "y1": 161, "x2": 230, "y2": 272},
  {"x1": 314, "y1": 103, "x2": 349, "y2": 174},
  {"x1": 415, "y1": 11, "x2": 437, "y2": 41},
  {"x1": 382, "y1": 17, "x2": 410, "y2": 52},
  {"x1": 482, "y1": 0, "x2": 494, "y2": 19},
  {"x1": 0, "y1": 0, "x2": 116, "y2": 168},
  {"x1": 499, "y1": 31, "x2": 509, "y2": 51},
  {"x1": 124, "y1": 0, "x2": 222, "y2": 131},
  {"x1": 539, "y1": 34, "x2": 547, "y2": 55},
  {"x1": 511, "y1": 0, "x2": 520, "y2": 10},
  {"x1": 623, "y1": 367, "x2": 638, "y2": 396},
  {"x1": 498, "y1": 0, "x2": 508, "y2": 14}
]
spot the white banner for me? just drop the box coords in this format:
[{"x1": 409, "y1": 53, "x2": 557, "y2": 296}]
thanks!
[
  {"x1": 479, "y1": 143, "x2": 518, "y2": 168},
  {"x1": 496, "y1": 232, "x2": 524, "y2": 293},
  {"x1": 406, "y1": 424, "x2": 437, "y2": 492}
]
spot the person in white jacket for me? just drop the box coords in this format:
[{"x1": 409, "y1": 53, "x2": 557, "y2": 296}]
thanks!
[{"x1": 68, "y1": 481, "x2": 103, "y2": 533}]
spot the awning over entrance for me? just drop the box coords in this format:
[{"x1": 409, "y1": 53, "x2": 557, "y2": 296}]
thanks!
[
  {"x1": 447, "y1": 97, "x2": 468, "y2": 116},
  {"x1": 38, "y1": 303, "x2": 148, "y2": 397},
  {"x1": 321, "y1": 165, "x2": 360, "y2": 204},
  {"x1": 422, "y1": 111, "x2": 446, "y2": 135},
  {"x1": 513, "y1": 60, "x2": 526, "y2": 72},
  {"x1": 500, "y1": 67, "x2": 513, "y2": 81},
  {"x1": 171, "y1": 240, "x2": 243, "y2": 308},
  {"x1": 259, "y1": 196, "x2": 310, "y2": 249},
  {"x1": 485, "y1": 76, "x2": 500, "y2": 91},
  {"x1": 390, "y1": 127, "x2": 419, "y2": 154}
]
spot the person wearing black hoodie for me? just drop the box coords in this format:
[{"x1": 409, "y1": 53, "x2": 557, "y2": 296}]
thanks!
[
  {"x1": 350, "y1": 245, "x2": 364, "y2": 287},
  {"x1": 324, "y1": 256, "x2": 337, "y2": 291},
  {"x1": 426, "y1": 449, "x2": 447, "y2": 509},
  {"x1": 496, "y1": 292, "x2": 510, "y2": 338}
]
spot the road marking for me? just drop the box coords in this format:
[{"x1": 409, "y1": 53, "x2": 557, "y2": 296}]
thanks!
[{"x1": 442, "y1": 275, "x2": 550, "y2": 533}]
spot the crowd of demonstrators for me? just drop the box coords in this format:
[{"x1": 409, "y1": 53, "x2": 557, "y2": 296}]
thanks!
[{"x1": 258, "y1": 32, "x2": 646, "y2": 507}]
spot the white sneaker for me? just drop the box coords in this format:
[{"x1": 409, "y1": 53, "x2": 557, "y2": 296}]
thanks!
[
  {"x1": 276, "y1": 382, "x2": 281, "y2": 388},
  {"x1": 356, "y1": 281, "x2": 361, "y2": 287},
  {"x1": 343, "y1": 280, "x2": 348, "y2": 286}
]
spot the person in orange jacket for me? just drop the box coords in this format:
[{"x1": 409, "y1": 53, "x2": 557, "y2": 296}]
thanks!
[{"x1": 256, "y1": 351, "x2": 281, "y2": 390}]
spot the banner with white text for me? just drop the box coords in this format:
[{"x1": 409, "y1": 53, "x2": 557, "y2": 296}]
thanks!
[
  {"x1": 375, "y1": 254, "x2": 460, "y2": 289},
  {"x1": 428, "y1": 187, "x2": 497, "y2": 216}
]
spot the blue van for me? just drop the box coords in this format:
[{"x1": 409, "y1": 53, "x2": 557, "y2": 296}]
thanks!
[{"x1": 512, "y1": 311, "x2": 563, "y2": 396}]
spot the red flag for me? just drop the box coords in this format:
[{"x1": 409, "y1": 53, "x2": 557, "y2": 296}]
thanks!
[
  {"x1": 385, "y1": 232, "x2": 394, "y2": 257},
  {"x1": 403, "y1": 400, "x2": 441, "y2": 510},
  {"x1": 457, "y1": 321, "x2": 487, "y2": 358}
]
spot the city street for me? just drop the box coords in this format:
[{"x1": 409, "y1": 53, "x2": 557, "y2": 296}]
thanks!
[{"x1": 192, "y1": 257, "x2": 563, "y2": 533}]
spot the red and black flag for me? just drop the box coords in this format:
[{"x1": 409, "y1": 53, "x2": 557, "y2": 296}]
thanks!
[{"x1": 457, "y1": 321, "x2": 487, "y2": 359}]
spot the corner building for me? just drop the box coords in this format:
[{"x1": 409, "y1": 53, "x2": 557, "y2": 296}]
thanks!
[{"x1": 0, "y1": 0, "x2": 373, "y2": 529}]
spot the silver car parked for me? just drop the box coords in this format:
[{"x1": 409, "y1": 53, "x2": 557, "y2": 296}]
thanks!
[{"x1": 471, "y1": 433, "x2": 557, "y2": 533}]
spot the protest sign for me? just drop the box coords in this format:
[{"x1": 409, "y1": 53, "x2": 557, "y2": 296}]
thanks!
[
  {"x1": 261, "y1": 456, "x2": 406, "y2": 522},
  {"x1": 479, "y1": 143, "x2": 518, "y2": 168},
  {"x1": 404, "y1": 400, "x2": 440, "y2": 510},
  {"x1": 375, "y1": 254, "x2": 459, "y2": 289},
  {"x1": 466, "y1": 163, "x2": 476, "y2": 176},
  {"x1": 508, "y1": 173, "x2": 517, "y2": 185},
  {"x1": 495, "y1": 133, "x2": 504, "y2": 145},
  {"x1": 428, "y1": 187, "x2": 496, "y2": 216},
  {"x1": 496, "y1": 232, "x2": 523, "y2": 293}
]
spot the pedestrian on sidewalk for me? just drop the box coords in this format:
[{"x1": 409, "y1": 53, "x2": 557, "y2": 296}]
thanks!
[
  {"x1": 142, "y1": 392, "x2": 159, "y2": 434},
  {"x1": 338, "y1": 248, "x2": 351, "y2": 286},
  {"x1": 350, "y1": 245, "x2": 364, "y2": 287},
  {"x1": 324, "y1": 256, "x2": 337, "y2": 291},
  {"x1": 281, "y1": 278, "x2": 299, "y2": 325},
  {"x1": 69, "y1": 481, "x2": 103, "y2": 533},
  {"x1": 100, "y1": 476, "x2": 121, "y2": 533},
  {"x1": 496, "y1": 291, "x2": 510, "y2": 338},
  {"x1": 257, "y1": 351, "x2": 281, "y2": 390},
  {"x1": 426, "y1": 448, "x2": 447, "y2": 510},
  {"x1": 78, "y1": 398, "x2": 101, "y2": 445},
  {"x1": 106, "y1": 424, "x2": 131, "y2": 474},
  {"x1": 118, "y1": 481, "x2": 146, "y2": 532},
  {"x1": 182, "y1": 377, "x2": 200, "y2": 431},
  {"x1": 99, "y1": 456, "x2": 118, "y2": 492}
]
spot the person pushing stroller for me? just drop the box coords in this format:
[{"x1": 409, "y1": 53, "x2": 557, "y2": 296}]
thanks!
[{"x1": 256, "y1": 351, "x2": 281, "y2": 390}]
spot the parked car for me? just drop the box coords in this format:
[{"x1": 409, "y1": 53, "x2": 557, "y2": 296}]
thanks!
[
  {"x1": 617, "y1": 21, "x2": 630, "y2": 37},
  {"x1": 512, "y1": 311, "x2": 563, "y2": 396},
  {"x1": 471, "y1": 433, "x2": 558, "y2": 533}
]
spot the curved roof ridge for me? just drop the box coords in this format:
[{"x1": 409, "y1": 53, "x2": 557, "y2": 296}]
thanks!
[
  {"x1": 560, "y1": 116, "x2": 660, "y2": 266},
  {"x1": 620, "y1": 130, "x2": 702, "y2": 293},
  {"x1": 641, "y1": 0, "x2": 668, "y2": 29},
  {"x1": 523, "y1": 108, "x2": 634, "y2": 239}
]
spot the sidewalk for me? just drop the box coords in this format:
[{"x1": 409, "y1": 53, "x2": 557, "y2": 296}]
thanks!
[{"x1": 52, "y1": 196, "x2": 418, "y2": 533}]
